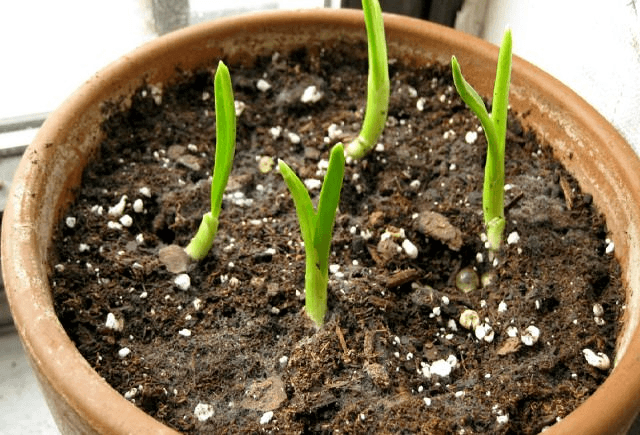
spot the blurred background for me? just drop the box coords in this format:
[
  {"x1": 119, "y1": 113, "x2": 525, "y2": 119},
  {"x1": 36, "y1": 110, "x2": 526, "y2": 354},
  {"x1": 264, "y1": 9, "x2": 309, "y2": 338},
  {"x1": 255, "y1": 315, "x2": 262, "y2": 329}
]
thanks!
[{"x1": 1, "y1": 1, "x2": 639, "y2": 433}]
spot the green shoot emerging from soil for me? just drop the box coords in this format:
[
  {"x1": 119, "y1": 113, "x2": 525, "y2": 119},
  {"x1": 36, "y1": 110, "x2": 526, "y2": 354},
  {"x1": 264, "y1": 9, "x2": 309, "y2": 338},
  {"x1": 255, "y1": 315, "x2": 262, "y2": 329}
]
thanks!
[
  {"x1": 451, "y1": 28, "x2": 512, "y2": 252},
  {"x1": 278, "y1": 144, "x2": 346, "y2": 326},
  {"x1": 184, "y1": 61, "x2": 236, "y2": 260},
  {"x1": 345, "y1": 0, "x2": 390, "y2": 159}
]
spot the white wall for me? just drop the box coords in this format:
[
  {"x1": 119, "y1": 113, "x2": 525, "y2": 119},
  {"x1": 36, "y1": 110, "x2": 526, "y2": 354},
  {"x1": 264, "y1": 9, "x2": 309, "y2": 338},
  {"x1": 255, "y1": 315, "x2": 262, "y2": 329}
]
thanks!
[{"x1": 465, "y1": 0, "x2": 640, "y2": 155}]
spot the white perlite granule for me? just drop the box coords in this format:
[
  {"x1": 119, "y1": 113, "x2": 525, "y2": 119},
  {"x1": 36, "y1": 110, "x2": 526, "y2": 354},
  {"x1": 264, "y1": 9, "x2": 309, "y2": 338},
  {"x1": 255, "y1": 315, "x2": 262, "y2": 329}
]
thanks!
[
  {"x1": 108, "y1": 195, "x2": 127, "y2": 217},
  {"x1": 174, "y1": 274, "x2": 191, "y2": 291},
  {"x1": 304, "y1": 179, "x2": 322, "y2": 190},
  {"x1": 430, "y1": 359, "x2": 452, "y2": 377},
  {"x1": 521, "y1": 325, "x2": 540, "y2": 346},
  {"x1": 105, "y1": 313, "x2": 123, "y2": 331},
  {"x1": 139, "y1": 187, "x2": 152, "y2": 198},
  {"x1": 300, "y1": 85, "x2": 323, "y2": 103},
  {"x1": 465, "y1": 131, "x2": 478, "y2": 144},
  {"x1": 256, "y1": 79, "x2": 271, "y2": 92},
  {"x1": 119, "y1": 214, "x2": 133, "y2": 227},
  {"x1": 583, "y1": 348, "x2": 610, "y2": 370},
  {"x1": 402, "y1": 239, "x2": 419, "y2": 259},
  {"x1": 133, "y1": 199, "x2": 144, "y2": 213},
  {"x1": 260, "y1": 411, "x2": 274, "y2": 424},
  {"x1": 194, "y1": 403, "x2": 214, "y2": 422}
]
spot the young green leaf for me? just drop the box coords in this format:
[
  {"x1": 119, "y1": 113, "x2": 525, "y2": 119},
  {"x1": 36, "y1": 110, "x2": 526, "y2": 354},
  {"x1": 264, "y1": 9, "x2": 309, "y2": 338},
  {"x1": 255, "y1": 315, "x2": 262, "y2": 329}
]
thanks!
[
  {"x1": 345, "y1": 0, "x2": 390, "y2": 159},
  {"x1": 279, "y1": 143, "x2": 346, "y2": 326},
  {"x1": 185, "y1": 61, "x2": 236, "y2": 260},
  {"x1": 451, "y1": 29, "x2": 512, "y2": 252}
]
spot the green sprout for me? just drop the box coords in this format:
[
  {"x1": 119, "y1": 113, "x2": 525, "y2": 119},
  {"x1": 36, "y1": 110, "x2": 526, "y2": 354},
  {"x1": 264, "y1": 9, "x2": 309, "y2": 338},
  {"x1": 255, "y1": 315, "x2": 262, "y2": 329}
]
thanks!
[
  {"x1": 278, "y1": 143, "x2": 346, "y2": 326},
  {"x1": 344, "y1": 0, "x2": 390, "y2": 159},
  {"x1": 451, "y1": 28, "x2": 512, "y2": 252},
  {"x1": 184, "y1": 61, "x2": 236, "y2": 260}
]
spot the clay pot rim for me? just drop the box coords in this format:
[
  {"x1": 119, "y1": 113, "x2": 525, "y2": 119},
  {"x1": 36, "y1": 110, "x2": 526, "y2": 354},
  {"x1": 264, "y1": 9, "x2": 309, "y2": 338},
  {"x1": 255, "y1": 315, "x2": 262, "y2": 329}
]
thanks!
[{"x1": 3, "y1": 8, "x2": 640, "y2": 434}]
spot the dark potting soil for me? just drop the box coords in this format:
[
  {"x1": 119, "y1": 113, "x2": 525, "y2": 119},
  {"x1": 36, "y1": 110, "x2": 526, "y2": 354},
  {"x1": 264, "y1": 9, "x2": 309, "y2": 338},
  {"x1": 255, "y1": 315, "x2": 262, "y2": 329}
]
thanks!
[{"x1": 50, "y1": 41, "x2": 623, "y2": 434}]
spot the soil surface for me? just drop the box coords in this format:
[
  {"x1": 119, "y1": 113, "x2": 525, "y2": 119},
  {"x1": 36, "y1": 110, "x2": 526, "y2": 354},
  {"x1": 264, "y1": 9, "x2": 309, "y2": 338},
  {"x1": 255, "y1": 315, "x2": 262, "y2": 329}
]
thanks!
[{"x1": 50, "y1": 41, "x2": 623, "y2": 434}]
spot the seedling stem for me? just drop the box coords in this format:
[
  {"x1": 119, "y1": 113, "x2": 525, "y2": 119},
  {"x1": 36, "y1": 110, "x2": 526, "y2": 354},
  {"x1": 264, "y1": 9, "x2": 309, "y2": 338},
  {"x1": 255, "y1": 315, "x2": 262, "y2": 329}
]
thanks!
[
  {"x1": 345, "y1": 0, "x2": 390, "y2": 159},
  {"x1": 451, "y1": 29, "x2": 512, "y2": 251},
  {"x1": 185, "y1": 61, "x2": 236, "y2": 260},
  {"x1": 279, "y1": 144, "x2": 346, "y2": 326}
]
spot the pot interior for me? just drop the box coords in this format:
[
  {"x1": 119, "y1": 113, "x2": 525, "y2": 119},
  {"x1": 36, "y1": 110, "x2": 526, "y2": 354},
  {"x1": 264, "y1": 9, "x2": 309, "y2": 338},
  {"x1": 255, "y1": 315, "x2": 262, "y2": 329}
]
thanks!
[{"x1": 4, "y1": 9, "x2": 640, "y2": 435}]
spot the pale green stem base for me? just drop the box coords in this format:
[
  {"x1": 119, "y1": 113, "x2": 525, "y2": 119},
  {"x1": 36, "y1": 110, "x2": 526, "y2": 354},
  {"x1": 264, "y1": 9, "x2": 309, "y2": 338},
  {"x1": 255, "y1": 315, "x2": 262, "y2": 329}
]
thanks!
[
  {"x1": 305, "y1": 259, "x2": 328, "y2": 326},
  {"x1": 184, "y1": 212, "x2": 219, "y2": 261}
]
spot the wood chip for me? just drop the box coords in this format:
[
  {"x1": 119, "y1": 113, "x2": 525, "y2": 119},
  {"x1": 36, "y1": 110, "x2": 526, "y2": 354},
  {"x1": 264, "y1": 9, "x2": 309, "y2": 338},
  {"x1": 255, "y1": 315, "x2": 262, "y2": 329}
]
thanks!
[
  {"x1": 364, "y1": 361, "x2": 390, "y2": 387},
  {"x1": 240, "y1": 376, "x2": 287, "y2": 411},
  {"x1": 496, "y1": 337, "x2": 521, "y2": 356},
  {"x1": 560, "y1": 177, "x2": 573, "y2": 210},
  {"x1": 364, "y1": 330, "x2": 376, "y2": 359},
  {"x1": 335, "y1": 325, "x2": 351, "y2": 363},
  {"x1": 386, "y1": 269, "x2": 421, "y2": 288},
  {"x1": 415, "y1": 211, "x2": 463, "y2": 251},
  {"x1": 367, "y1": 296, "x2": 392, "y2": 311}
]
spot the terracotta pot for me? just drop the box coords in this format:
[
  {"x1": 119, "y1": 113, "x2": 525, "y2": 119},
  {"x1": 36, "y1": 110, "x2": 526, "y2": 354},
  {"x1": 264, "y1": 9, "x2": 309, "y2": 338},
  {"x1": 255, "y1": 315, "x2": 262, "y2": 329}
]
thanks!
[{"x1": 3, "y1": 9, "x2": 640, "y2": 435}]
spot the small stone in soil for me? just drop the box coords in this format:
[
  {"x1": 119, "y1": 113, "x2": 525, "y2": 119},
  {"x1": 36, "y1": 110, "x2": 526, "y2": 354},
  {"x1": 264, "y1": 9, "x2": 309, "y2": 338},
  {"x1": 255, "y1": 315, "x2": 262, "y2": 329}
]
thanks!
[
  {"x1": 415, "y1": 210, "x2": 463, "y2": 251},
  {"x1": 177, "y1": 155, "x2": 201, "y2": 171},
  {"x1": 241, "y1": 377, "x2": 287, "y2": 412},
  {"x1": 159, "y1": 244, "x2": 191, "y2": 274}
]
